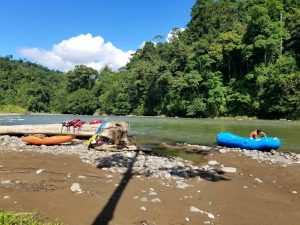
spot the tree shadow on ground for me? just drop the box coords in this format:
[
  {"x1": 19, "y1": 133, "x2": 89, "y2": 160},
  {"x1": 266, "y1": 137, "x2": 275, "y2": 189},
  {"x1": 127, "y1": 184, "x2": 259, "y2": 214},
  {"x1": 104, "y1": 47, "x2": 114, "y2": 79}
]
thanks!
[
  {"x1": 92, "y1": 151, "x2": 139, "y2": 225},
  {"x1": 92, "y1": 151, "x2": 229, "y2": 224}
]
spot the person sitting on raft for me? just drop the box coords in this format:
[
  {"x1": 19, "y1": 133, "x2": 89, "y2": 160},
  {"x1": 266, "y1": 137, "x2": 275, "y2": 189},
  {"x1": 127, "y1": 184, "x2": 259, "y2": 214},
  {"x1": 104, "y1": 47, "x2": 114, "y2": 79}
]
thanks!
[{"x1": 250, "y1": 129, "x2": 266, "y2": 139}]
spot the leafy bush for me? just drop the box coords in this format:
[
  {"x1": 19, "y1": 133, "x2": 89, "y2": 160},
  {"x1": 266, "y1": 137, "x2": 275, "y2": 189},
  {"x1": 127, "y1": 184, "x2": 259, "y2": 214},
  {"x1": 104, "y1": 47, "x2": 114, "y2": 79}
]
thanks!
[
  {"x1": 0, "y1": 211, "x2": 62, "y2": 225},
  {"x1": 0, "y1": 104, "x2": 27, "y2": 113}
]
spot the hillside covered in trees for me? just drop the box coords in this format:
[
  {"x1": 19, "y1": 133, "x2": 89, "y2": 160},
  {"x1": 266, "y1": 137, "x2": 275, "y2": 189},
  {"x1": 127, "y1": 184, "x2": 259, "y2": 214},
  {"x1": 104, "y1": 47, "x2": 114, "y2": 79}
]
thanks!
[{"x1": 0, "y1": 0, "x2": 299, "y2": 119}]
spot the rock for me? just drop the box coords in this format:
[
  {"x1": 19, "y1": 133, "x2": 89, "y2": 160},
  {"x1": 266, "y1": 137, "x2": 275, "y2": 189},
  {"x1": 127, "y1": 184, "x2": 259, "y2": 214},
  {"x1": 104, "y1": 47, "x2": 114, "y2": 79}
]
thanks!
[
  {"x1": 140, "y1": 197, "x2": 148, "y2": 202},
  {"x1": 208, "y1": 160, "x2": 219, "y2": 166},
  {"x1": 176, "y1": 181, "x2": 189, "y2": 189},
  {"x1": 3, "y1": 196, "x2": 10, "y2": 199},
  {"x1": 70, "y1": 183, "x2": 83, "y2": 193},
  {"x1": 220, "y1": 167, "x2": 237, "y2": 173},
  {"x1": 151, "y1": 198, "x2": 161, "y2": 203},
  {"x1": 140, "y1": 206, "x2": 147, "y2": 211},
  {"x1": 190, "y1": 206, "x2": 202, "y2": 213},
  {"x1": 292, "y1": 191, "x2": 297, "y2": 194},
  {"x1": 218, "y1": 149, "x2": 227, "y2": 153},
  {"x1": 206, "y1": 213, "x2": 215, "y2": 219},
  {"x1": 254, "y1": 178, "x2": 263, "y2": 183},
  {"x1": 35, "y1": 169, "x2": 45, "y2": 174},
  {"x1": 1, "y1": 180, "x2": 11, "y2": 184}
]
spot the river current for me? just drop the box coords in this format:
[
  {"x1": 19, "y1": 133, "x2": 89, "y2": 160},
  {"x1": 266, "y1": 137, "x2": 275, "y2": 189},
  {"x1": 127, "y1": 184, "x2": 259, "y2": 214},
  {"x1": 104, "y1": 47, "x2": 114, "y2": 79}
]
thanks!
[{"x1": 0, "y1": 114, "x2": 299, "y2": 154}]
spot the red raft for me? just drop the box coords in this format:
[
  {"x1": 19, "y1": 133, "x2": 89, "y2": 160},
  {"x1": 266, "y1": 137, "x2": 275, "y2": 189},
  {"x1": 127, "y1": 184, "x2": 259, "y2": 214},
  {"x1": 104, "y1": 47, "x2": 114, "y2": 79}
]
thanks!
[{"x1": 22, "y1": 135, "x2": 76, "y2": 145}]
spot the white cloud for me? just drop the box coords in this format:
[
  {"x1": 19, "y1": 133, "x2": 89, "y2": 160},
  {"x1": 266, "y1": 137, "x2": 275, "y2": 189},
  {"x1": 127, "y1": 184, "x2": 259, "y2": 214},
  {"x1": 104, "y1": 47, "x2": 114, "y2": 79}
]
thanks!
[{"x1": 19, "y1": 33, "x2": 134, "y2": 72}]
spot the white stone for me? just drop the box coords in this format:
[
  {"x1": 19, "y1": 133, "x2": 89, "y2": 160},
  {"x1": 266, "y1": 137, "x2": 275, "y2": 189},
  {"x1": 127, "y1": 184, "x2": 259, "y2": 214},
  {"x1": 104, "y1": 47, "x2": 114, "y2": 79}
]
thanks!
[
  {"x1": 3, "y1": 196, "x2": 10, "y2": 199},
  {"x1": 1, "y1": 180, "x2": 11, "y2": 184},
  {"x1": 206, "y1": 213, "x2": 215, "y2": 219},
  {"x1": 208, "y1": 160, "x2": 219, "y2": 166},
  {"x1": 254, "y1": 178, "x2": 263, "y2": 183},
  {"x1": 218, "y1": 149, "x2": 227, "y2": 153},
  {"x1": 78, "y1": 175, "x2": 86, "y2": 179},
  {"x1": 292, "y1": 191, "x2": 297, "y2": 194},
  {"x1": 140, "y1": 206, "x2": 146, "y2": 211},
  {"x1": 220, "y1": 167, "x2": 237, "y2": 173},
  {"x1": 70, "y1": 183, "x2": 83, "y2": 193},
  {"x1": 36, "y1": 169, "x2": 45, "y2": 174},
  {"x1": 151, "y1": 198, "x2": 161, "y2": 203},
  {"x1": 185, "y1": 218, "x2": 190, "y2": 222},
  {"x1": 190, "y1": 206, "x2": 203, "y2": 213},
  {"x1": 149, "y1": 192, "x2": 157, "y2": 196},
  {"x1": 176, "y1": 182, "x2": 189, "y2": 189},
  {"x1": 140, "y1": 197, "x2": 148, "y2": 202}
]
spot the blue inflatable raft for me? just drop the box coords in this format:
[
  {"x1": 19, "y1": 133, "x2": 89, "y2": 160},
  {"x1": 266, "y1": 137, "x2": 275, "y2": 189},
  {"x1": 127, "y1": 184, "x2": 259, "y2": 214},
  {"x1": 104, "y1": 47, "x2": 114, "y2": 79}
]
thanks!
[{"x1": 217, "y1": 132, "x2": 281, "y2": 151}]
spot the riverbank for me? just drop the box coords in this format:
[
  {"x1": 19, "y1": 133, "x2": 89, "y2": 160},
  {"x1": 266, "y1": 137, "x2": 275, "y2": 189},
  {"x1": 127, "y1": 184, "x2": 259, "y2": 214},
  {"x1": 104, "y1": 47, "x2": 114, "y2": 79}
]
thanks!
[{"x1": 0, "y1": 135, "x2": 299, "y2": 225}]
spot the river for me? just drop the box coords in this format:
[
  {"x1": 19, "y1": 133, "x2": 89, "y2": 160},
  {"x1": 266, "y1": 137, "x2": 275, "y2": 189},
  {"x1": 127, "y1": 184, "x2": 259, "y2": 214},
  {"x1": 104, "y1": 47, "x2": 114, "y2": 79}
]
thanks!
[{"x1": 0, "y1": 114, "x2": 299, "y2": 154}]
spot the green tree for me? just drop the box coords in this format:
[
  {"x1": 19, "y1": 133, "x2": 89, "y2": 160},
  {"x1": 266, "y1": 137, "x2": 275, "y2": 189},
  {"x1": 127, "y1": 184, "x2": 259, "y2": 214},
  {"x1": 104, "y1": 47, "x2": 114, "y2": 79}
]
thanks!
[{"x1": 66, "y1": 65, "x2": 99, "y2": 92}]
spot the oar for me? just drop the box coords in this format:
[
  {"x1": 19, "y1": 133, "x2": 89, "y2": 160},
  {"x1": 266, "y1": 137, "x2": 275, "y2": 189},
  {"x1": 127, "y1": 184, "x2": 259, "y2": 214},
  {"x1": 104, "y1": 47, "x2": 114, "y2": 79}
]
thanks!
[{"x1": 85, "y1": 119, "x2": 108, "y2": 148}]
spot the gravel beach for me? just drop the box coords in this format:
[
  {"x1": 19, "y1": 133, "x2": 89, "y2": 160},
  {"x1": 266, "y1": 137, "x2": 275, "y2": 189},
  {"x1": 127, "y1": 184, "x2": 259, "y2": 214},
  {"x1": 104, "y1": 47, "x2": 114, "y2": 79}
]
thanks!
[{"x1": 0, "y1": 135, "x2": 299, "y2": 225}]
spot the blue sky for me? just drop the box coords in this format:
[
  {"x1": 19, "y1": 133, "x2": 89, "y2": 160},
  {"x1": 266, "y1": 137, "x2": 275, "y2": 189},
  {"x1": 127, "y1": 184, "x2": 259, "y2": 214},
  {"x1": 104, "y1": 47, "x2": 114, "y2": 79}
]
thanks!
[{"x1": 0, "y1": 0, "x2": 195, "y2": 71}]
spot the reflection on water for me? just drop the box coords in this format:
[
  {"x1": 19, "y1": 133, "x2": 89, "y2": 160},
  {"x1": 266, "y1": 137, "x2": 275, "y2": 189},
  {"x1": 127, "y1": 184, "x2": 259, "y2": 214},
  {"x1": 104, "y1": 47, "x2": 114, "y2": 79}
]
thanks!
[
  {"x1": 152, "y1": 145, "x2": 207, "y2": 165},
  {"x1": 0, "y1": 114, "x2": 299, "y2": 154},
  {"x1": 134, "y1": 137, "x2": 207, "y2": 165}
]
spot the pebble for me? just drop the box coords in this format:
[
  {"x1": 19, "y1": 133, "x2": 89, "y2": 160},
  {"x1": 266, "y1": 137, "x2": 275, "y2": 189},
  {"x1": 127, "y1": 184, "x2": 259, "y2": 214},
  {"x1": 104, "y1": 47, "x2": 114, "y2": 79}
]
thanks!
[
  {"x1": 208, "y1": 160, "x2": 219, "y2": 166},
  {"x1": 35, "y1": 169, "x2": 45, "y2": 174},
  {"x1": 151, "y1": 198, "x2": 161, "y2": 203},
  {"x1": 140, "y1": 206, "x2": 146, "y2": 211},
  {"x1": 3, "y1": 196, "x2": 10, "y2": 199},
  {"x1": 1, "y1": 180, "x2": 11, "y2": 184},
  {"x1": 185, "y1": 218, "x2": 190, "y2": 222},
  {"x1": 254, "y1": 178, "x2": 263, "y2": 183},
  {"x1": 292, "y1": 191, "x2": 297, "y2": 194},
  {"x1": 70, "y1": 183, "x2": 83, "y2": 193},
  {"x1": 219, "y1": 149, "x2": 227, "y2": 153},
  {"x1": 140, "y1": 197, "x2": 148, "y2": 202},
  {"x1": 190, "y1": 206, "x2": 202, "y2": 213},
  {"x1": 221, "y1": 167, "x2": 237, "y2": 173}
]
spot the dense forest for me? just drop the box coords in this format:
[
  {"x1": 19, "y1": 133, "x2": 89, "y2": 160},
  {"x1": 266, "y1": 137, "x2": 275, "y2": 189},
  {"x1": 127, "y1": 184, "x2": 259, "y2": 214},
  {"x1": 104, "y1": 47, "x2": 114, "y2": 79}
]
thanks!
[{"x1": 0, "y1": 0, "x2": 299, "y2": 119}]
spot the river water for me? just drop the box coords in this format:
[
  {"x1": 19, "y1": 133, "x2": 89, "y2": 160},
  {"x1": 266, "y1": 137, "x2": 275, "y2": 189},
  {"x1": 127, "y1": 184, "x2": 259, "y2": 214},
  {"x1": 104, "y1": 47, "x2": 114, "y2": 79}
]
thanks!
[{"x1": 0, "y1": 114, "x2": 299, "y2": 155}]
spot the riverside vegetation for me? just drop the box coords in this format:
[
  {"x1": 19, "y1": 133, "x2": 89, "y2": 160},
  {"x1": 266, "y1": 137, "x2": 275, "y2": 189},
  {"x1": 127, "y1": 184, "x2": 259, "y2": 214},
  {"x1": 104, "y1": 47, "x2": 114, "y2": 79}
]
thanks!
[{"x1": 0, "y1": 0, "x2": 300, "y2": 119}]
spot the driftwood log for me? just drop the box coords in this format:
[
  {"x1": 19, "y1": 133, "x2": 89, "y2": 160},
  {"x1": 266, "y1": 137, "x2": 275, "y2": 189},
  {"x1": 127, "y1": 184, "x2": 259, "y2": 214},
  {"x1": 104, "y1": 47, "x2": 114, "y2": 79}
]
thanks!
[{"x1": 0, "y1": 124, "x2": 99, "y2": 137}]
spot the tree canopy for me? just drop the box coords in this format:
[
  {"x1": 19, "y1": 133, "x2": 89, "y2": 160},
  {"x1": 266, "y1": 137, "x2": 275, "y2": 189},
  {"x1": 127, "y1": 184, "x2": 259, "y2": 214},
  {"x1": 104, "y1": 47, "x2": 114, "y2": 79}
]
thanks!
[{"x1": 1, "y1": 0, "x2": 299, "y2": 119}]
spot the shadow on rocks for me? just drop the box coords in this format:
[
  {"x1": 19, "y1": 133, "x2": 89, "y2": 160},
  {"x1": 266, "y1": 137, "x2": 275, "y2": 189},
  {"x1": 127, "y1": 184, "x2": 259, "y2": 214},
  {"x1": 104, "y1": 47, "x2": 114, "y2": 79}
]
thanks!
[
  {"x1": 95, "y1": 152, "x2": 229, "y2": 182},
  {"x1": 161, "y1": 166, "x2": 229, "y2": 182}
]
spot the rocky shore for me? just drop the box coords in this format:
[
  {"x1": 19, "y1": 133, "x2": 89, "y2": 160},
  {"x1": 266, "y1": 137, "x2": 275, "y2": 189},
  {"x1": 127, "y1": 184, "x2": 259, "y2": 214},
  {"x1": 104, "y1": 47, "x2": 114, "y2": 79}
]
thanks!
[
  {"x1": 1, "y1": 135, "x2": 299, "y2": 181},
  {"x1": 1, "y1": 135, "x2": 300, "y2": 225}
]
